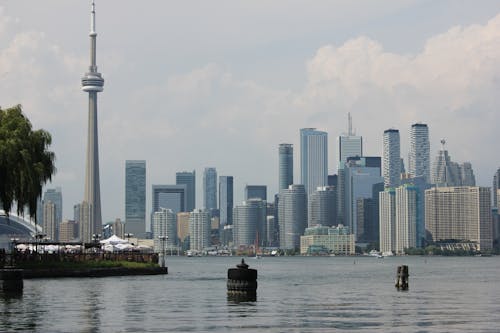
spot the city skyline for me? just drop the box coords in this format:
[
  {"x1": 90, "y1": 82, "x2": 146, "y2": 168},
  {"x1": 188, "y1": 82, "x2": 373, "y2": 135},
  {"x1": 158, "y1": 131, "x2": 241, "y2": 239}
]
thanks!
[{"x1": 2, "y1": 2, "x2": 500, "y2": 222}]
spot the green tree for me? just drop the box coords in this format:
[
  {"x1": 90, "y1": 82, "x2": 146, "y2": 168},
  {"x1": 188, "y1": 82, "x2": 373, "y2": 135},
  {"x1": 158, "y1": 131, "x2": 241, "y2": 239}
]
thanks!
[{"x1": 0, "y1": 105, "x2": 56, "y2": 223}]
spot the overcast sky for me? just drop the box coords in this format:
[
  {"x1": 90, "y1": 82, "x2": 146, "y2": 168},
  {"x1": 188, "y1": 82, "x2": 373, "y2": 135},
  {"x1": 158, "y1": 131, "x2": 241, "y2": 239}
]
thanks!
[{"x1": 2, "y1": 1, "x2": 500, "y2": 223}]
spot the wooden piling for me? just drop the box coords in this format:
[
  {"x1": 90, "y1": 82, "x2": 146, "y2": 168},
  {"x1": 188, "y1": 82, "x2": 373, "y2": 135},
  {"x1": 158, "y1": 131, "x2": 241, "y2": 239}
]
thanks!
[
  {"x1": 395, "y1": 265, "x2": 409, "y2": 290},
  {"x1": 0, "y1": 269, "x2": 24, "y2": 293},
  {"x1": 227, "y1": 259, "x2": 257, "y2": 302}
]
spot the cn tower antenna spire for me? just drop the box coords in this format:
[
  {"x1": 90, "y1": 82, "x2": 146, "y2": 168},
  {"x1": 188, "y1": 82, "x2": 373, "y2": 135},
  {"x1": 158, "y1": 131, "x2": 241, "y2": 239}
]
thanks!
[{"x1": 91, "y1": 0, "x2": 96, "y2": 35}]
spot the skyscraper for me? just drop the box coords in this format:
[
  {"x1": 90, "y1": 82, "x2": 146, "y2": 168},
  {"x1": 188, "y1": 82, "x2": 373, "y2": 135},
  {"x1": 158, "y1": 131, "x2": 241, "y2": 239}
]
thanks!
[
  {"x1": 81, "y1": 1, "x2": 104, "y2": 237},
  {"x1": 337, "y1": 113, "x2": 362, "y2": 170},
  {"x1": 493, "y1": 167, "x2": 500, "y2": 207},
  {"x1": 152, "y1": 185, "x2": 187, "y2": 215},
  {"x1": 233, "y1": 199, "x2": 266, "y2": 247},
  {"x1": 42, "y1": 201, "x2": 57, "y2": 240},
  {"x1": 43, "y1": 188, "x2": 63, "y2": 238},
  {"x1": 219, "y1": 176, "x2": 234, "y2": 227},
  {"x1": 408, "y1": 123, "x2": 430, "y2": 182},
  {"x1": 432, "y1": 139, "x2": 475, "y2": 186},
  {"x1": 279, "y1": 143, "x2": 293, "y2": 191},
  {"x1": 379, "y1": 188, "x2": 396, "y2": 254},
  {"x1": 245, "y1": 185, "x2": 267, "y2": 201},
  {"x1": 395, "y1": 185, "x2": 418, "y2": 254},
  {"x1": 176, "y1": 170, "x2": 196, "y2": 212},
  {"x1": 278, "y1": 184, "x2": 307, "y2": 250},
  {"x1": 152, "y1": 208, "x2": 177, "y2": 252},
  {"x1": 125, "y1": 160, "x2": 146, "y2": 237},
  {"x1": 383, "y1": 129, "x2": 401, "y2": 188},
  {"x1": 300, "y1": 128, "x2": 328, "y2": 195},
  {"x1": 203, "y1": 168, "x2": 217, "y2": 210},
  {"x1": 308, "y1": 186, "x2": 336, "y2": 227}
]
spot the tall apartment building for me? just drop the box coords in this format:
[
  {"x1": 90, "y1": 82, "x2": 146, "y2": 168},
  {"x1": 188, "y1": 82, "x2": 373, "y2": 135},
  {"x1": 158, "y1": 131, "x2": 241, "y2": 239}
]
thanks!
[
  {"x1": 59, "y1": 220, "x2": 78, "y2": 242},
  {"x1": 300, "y1": 128, "x2": 328, "y2": 195},
  {"x1": 125, "y1": 160, "x2": 146, "y2": 237},
  {"x1": 425, "y1": 187, "x2": 492, "y2": 250},
  {"x1": 493, "y1": 168, "x2": 500, "y2": 207},
  {"x1": 379, "y1": 188, "x2": 396, "y2": 254},
  {"x1": 189, "y1": 209, "x2": 211, "y2": 251},
  {"x1": 279, "y1": 143, "x2": 294, "y2": 191},
  {"x1": 408, "y1": 123, "x2": 430, "y2": 182},
  {"x1": 245, "y1": 185, "x2": 267, "y2": 201},
  {"x1": 152, "y1": 208, "x2": 177, "y2": 252},
  {"x1": 176, "y1": 170, "x2": 196, "y2": 212},
  {"x1": 395, "y1": 185, "x2": 418, "y2": 253},
  {"x1": 42, "y1": 188, "x2": 63, "y2": 239},
  {"x1": 42, "y1": 201, "x2": 57, "y2": 240},
  {"x1": 177, "y1": 212, "x2": 190, "y2": 246},
  {"x1": 383, "y1": 129, "x2": 401, "y2": 188},
  {"x1": 278, "y1": 184, "x2": 307, "y2": 250}
]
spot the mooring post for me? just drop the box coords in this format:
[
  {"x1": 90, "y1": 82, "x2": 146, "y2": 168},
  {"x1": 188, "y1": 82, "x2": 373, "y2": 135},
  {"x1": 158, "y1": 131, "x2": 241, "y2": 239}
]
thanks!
[
  {"x1": 227, "y1": 259, "x2": 257, "y2": 302},
  {"x1": 395, "y1": 265, "x2": 409, "y2": 290}
]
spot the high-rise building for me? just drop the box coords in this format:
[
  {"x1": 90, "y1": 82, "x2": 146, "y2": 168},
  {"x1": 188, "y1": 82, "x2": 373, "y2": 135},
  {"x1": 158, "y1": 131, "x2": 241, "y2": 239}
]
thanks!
[
  {"x1": 219, "y1": 176, "x2": 234, "y2": 227},
  {"x1": 279, "y1": 143, "x2": 294, "y2": 191},
  {"x1": 300, "y1": 225, "x2": 355, "y2": 255},
  {"x1": 176, "y1": 170, "x2": 196, "y2": 212},
  {"x1": 383, "y1": 129, "x2": 401, "y2": 188},
  {"x1": 337, "y1": 113, "x2": 363, "y2": 170},
  {"x1": 203, "y1": 168, "x2": 217, "y2": 210},
  {"x1": 177, "y1": 212, "x2": 190, "y2": 246},
  {"x1": 42, "y1": 201, "x2": 57, "y2": 240},
  {"x1": 233, "y1": 199, "x2": 266, "y2": 247},
  {"x1": 152, "y1": 185, "x2": 187, "y2": 215},
  {"x1": 308, "y1": 186, "x2": 336, "y2": 227},
  {"x1": 113, "y1": 218, "x2": 124, "y2": 238},
  {"x1": 344, "y1": 157, "x2": 383, "y2": 240},
  {"x1": 379, "y1": 188, "x2": 396, "y2": 254},
  {"x1": 395, "y1": 185, "x2": 418, "y2": 254},
  {"x1": 278, "y1": 184, "x2": 307, "y2": 250},
  {"x1": 493, "y1": 168, "x2": 500, "y2": 208},
  {"x1": 152, "y1": 208, "x2": 177, "y2": 252},
  {"x1": 81, "y1": 1, "x2": 104, "y2": 236},
  {"x1": 432, "y1": 140, "x2": 475, "y2": 186},
  {"x1": 300, "y1": 128, "x2": 328, "y2": 195},
  {"x1": 245, "y1": 185, "x2": 267, "y2": 201},
  {"x1": 266, "y1": 216, "x2": 278, "y2": 247},
  {"x1": 189, "y1": 209, "x2": 211, "y2": 251},
  {"x1": 73, "y1": 203, "x2": 81, "y2": 224},
  {"x1": 59, "y1": 220, "x2": 78, "y2": 242},
  {"x1": 79, "y1": 200, "x2": 93, "y2": 243},
  {"x1": 408, "y1": 123, "x2": 430, "y2": 182},
  {"x1": 43, "y1": 188, "x2": 63, "y2": 238},
  {"x1": 125, "y1": 160, "x2": 146, "y2": 237},
  {"x1": 425, "y1": 187, "x2": 492, "y2": 250}
]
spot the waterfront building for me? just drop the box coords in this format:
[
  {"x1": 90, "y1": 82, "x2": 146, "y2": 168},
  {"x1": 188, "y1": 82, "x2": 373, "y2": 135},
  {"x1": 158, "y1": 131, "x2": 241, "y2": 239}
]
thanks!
[
  {"x1": 425, "y1": 187, "x2": 492, "y2": 250},
  {"x1": 203, "y1": 167, "x2": 217, "y2": 210},
  {"x1": 152, "y1": 185, "x2": 187, "y2": 214},
  {"x1": 42, "y1": 201, "x2": 57, "y2": 241},
  {"x1": 400, "y1": 176, "x2": 430, "y2": 247},
  {"x1": 189, "y1": 209, "x2": 211, "y2": 251},
  {"x1": 383, "y1": 129, "x2": 401, "y2": 188},
  {"x1": 219, "y1": 176, "x2": 234, "y2": 227},
  {"x1": 300, "y1": 128, "x2": 328, "y2": 195},
  {"x1": 233, "y1": 199, "x2": 266, "y2": 247},
  {"x1": 266, "y1": 216, "x2": 278, "y2": 247},
  {"x1": 308, "y1": 186, "x2": 336, "y2": 227},
  {"x1": 395, "y1": 185, "x2": 418, "y2": 254},
  {"x1": 152, "y1": 208, "x2": 177, "y2": 252},
  {"x1": 379, "y1": 188, "x2": 396, "y2": 254},
  {"x1": 279, "y1": 143, "x2": 294, "y2": 191},
  {"x1": 59, "y1": 220, "x2": 78, "y2": 242},
  {"x1": 432, "y1": 140, "x2": 475, "y2": 187},
  {"x1": 278, "y1": 184, "x2": 307, "y2": 250},
  {"x1": 300, "y1": 225, "x2": 355, "y2": 255},
  {"x1": 245, "y1": 185, "x2": 267, "y2": 201},
  {"x1": 176, "y1": 170, "x2": 196, "y2": 212},
  {"x1": 408, "y1": 123, "x2": 430, "y2": 182},
  {"x1": 125, "y1": 160, "x2": 146, "y2": 237},
  {"x1": 82, "y1": 0, "x2": 104, "y2": 235},
  {"x1": 177, "y1": 212, "x2": 190, "y2": 246}
]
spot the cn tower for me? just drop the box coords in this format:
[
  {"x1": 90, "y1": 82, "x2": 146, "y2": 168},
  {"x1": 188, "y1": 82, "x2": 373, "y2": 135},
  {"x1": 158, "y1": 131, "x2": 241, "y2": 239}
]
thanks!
[{"x1": 81, "y1": 0, "x2": 104, "y2": 240}]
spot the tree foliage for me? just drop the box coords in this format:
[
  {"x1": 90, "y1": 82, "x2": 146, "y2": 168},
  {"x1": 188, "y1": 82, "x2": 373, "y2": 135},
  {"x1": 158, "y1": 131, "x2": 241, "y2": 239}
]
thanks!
[{"x1": 0, "y1": 105, "x2": 56, "y2": 222}]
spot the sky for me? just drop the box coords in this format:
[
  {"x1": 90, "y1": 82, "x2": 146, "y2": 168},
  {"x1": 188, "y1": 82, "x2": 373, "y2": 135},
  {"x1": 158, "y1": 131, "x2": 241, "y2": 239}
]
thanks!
[{"x1": 1, "y1": 1, "x2": 500, "y2": 223}]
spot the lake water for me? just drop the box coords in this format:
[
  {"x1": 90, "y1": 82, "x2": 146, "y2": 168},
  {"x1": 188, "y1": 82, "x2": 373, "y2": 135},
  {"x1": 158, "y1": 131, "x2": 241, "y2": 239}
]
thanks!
[{"x1": 1, "y1": 256, "x2": 499, "y2": 332}]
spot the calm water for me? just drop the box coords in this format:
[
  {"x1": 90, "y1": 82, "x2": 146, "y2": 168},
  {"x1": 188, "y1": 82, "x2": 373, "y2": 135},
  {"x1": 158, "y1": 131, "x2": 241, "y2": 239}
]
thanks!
[{"x1": 1, "y1": 256, "x2": 499, "y2": 332}]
